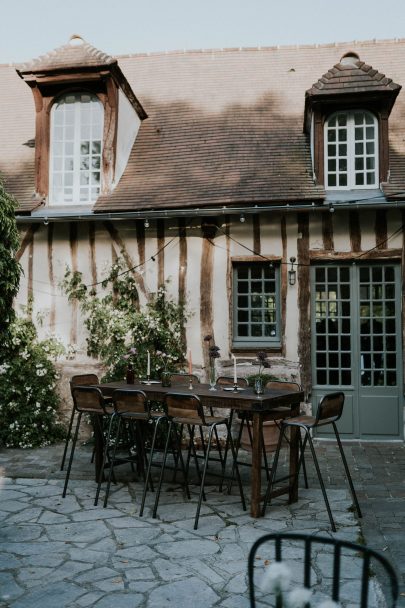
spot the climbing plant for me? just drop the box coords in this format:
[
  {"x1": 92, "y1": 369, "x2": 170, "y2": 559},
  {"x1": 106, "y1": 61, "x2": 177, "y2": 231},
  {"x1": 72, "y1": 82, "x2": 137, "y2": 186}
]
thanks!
[
  {"x1": 0, "y1": 178, "x2": 21, "y2": 363},
  {"x1": 63, "y1": 258, "x2": 188, "y2": 381}
]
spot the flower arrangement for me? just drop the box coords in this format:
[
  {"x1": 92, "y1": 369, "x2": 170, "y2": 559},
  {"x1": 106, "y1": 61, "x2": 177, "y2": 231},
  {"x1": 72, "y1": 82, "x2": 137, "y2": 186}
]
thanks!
[
  {"x1": 260, "y1": 561, "x2": 341, "y2": 608},
  {"x1": 254, "y1": 351, "x2": 271, "y2": 394},
  {"x1": 204, "y1": 335, "x2": 220, "y2": 389},
  {"x1": 156, "y1": 350, "x2": 170, "y2": 372}
]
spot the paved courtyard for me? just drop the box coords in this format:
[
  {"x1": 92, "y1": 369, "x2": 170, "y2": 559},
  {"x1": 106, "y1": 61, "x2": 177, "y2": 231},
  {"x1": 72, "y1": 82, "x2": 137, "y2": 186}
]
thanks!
[{"x1": 0, "y1": 441, "x2": 403, "y2": 607}]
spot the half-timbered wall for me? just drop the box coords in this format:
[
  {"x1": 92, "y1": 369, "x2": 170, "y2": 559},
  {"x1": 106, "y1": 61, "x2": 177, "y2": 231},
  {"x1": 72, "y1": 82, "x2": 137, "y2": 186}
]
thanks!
[{"x1": 15, "y1": 207, "x2": 404, "y2": 398}]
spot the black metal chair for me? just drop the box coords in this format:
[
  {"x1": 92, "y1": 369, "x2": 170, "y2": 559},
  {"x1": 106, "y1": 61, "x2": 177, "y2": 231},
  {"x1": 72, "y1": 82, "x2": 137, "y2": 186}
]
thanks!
[
  {"x1": 62, "y1": 386, "x2": 113, "y2": 498},
  {"x1": 140, "y1": 391, "x2": 246, "y2": 529},
  {"x1": 60, "y1": 373, "x2": 99, "y2": 471},
  {"x1": 94, "y1": 388, "x2": 152, "y2": 508},
  {"x1": 248, "y1": 532, "x2": 399, "y2": 608},
  {"x1": 262, "y1": 391, "x2": 362, "y2": 532}
]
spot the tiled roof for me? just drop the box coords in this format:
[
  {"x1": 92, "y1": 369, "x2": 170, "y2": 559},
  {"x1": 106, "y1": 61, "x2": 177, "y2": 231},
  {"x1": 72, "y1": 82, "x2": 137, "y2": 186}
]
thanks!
[
  {"x1": 3, "y1": 39, "x2": 405, "y2": 214},
  {"x1": 17, "y1": 35, "x2": 116, "y2": 74}
]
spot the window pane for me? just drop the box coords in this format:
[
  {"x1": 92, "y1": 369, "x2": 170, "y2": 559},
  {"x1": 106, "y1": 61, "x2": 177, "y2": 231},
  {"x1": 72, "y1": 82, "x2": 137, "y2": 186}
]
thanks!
[
  {"x1": 328, "y1": 159, "x2": 336, "y2": 171},
  {"x1": 337, "y1": 114, "x2": 347, "y2": 126},
  {"x1": 233, "y1": 263, "x2": 279, "y2": 342},
  {"x1": 329, "y1": 174, "x2": 336, "y2": 187},
  {"x1": 50, "y1": 92, "x2": 103, "y2": 204},
  {"x1": 328, "y1": 144, "x2": 336, "y2": 156},
  {"x1": 339, "y1": 174, "x2": 347, "y2": 186},
  {"x1": 328, "y1": 130, "x2": 336, "y2": 142},
  {"x1": 366, "y1": 141, "x2": 374, "y2": 154},
  {"x1": 338, "y1": 144, "x2": 347, "y2": 156},
  {"x1": 338, "y1": 130, "x2": 347, "y2": 142},
  {"x1": 355, "y1": 157, "x2": 364, "y2": 170},
  {"x1": 355, "y1": 142, "x2": 364, "y2": 155},
  {"x1": 355, "y1": 173, "x2": 364, "y2": 185}
]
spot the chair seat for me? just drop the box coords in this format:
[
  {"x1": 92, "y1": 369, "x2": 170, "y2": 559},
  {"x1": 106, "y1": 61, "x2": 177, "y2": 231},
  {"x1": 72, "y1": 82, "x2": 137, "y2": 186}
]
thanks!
[
  {"x1": 173, "y1": 415, "x2": 227, "y2": 427},
  {"x1": 285, "y1": 414, "x2": 338, "y2": 428}
]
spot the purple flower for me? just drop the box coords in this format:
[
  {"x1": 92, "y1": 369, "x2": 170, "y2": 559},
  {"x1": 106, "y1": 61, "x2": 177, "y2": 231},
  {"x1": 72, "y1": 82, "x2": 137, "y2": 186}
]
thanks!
[
  {"x1": 204, "y1": 335, "x2": 213, "y2": 342},
  {"x1": 209, "y1": 345, "x2": 220, "y2": 359}
]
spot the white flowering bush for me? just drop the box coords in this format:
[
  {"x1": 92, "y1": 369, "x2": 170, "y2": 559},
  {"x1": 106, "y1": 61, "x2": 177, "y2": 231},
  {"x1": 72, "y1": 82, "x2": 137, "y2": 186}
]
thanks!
[
  {"x1": 260, "y1": 561, "x2": 341, "y2": 608},
  {"x1": 63, "y1": 259, "x2": 188, "y2": 381},
  {"x1": 0, "y1": 312, "x2": 65, "y2": 448}
]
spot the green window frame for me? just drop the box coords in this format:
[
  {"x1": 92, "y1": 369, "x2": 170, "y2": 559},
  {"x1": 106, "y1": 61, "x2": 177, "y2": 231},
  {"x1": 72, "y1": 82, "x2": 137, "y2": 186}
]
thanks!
[{"x1": 232, "y1": 262, "x2": 281, "y2": 347}]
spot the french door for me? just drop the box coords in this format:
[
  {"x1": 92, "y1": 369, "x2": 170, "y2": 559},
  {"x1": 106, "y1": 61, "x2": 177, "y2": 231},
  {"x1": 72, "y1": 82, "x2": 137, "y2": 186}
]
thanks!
[{"x1": 311, "y1": 263, "x2": 403, "y2": 439}]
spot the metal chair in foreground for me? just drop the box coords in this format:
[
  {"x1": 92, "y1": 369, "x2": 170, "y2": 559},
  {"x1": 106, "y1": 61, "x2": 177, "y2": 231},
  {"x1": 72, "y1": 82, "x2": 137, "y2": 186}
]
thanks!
[
  {"x1": 248, "y1": 532, "x2": 399, "y2": 608},
  {"x1": 262, "y1": 391, "x2": 362, "y2": 531}
]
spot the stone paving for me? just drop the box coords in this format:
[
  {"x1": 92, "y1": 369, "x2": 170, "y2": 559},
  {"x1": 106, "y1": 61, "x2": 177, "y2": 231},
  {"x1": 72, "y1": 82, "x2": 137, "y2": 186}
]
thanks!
[{"x1": 0, "y1": 441, "x2": 403, "y2": 607}]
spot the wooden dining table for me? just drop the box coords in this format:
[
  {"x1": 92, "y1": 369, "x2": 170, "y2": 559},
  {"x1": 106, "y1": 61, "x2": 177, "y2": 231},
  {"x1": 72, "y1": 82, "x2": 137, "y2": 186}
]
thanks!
[{"x1": 97, "y1": 380, "x2": 304, "y2": 518}]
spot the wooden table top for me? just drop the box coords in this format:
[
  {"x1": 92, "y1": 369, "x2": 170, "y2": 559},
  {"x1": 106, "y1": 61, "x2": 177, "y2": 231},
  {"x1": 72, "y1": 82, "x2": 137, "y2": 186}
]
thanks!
[{"x1": 98, "y1": 380, "x2": 304, "y2": 413}]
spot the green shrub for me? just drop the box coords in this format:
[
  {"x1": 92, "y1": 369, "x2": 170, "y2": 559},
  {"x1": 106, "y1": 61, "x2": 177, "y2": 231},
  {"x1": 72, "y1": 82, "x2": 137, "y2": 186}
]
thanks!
[{"x1": 0, "y1": 312, "x2": 65, "y2": 448}]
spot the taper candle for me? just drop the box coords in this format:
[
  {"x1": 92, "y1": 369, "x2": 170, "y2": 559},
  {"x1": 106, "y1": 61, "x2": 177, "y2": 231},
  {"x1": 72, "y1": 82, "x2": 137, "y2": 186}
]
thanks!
[
  {"x1": 232, "y1": 354, "x2": 237, "y2": 383},
  {"x1": 147, "y1": 350, "x2": 150, "y2": 376}
]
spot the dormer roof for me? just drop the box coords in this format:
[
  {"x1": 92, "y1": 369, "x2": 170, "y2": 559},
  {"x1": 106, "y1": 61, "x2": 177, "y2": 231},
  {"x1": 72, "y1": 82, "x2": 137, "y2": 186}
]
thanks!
[
  {"x1": 306, "y1": 51, "x2": 401, "y2": 98},
  {"x1": 17, "y1": 34, "x2": 116, "y2": 74}
]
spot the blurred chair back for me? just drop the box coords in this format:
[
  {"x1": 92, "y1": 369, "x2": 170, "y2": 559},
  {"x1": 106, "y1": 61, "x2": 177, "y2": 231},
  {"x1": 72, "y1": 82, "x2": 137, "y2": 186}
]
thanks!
[
  {"x1": 71, "y1": 386, "x2": 108, "y2": 415},
  {"x1": 169, "y1": 373, "x2": 200, "y2": 386},
  {"x1": 165, "y1": 392, "x2": 205, "y2": 423},
  {"x1": 112, "y1": 389, "x2": 148, "y2": 418},
  {"x1": 265, "y1": 380, "x2": 301, "y2": 392},
  {"x1": 315, "y1": 391, "x2": 345, "y2": 425},
  {"x1": 248, "y1": 532, "x2": 399, "y2": 608}
]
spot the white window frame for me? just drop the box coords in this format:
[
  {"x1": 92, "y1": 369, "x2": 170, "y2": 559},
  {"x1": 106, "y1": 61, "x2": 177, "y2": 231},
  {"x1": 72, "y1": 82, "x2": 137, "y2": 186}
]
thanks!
[
  {"x1": 324, "y1": 110, "x2": 379, "y2": 190},
  {"x1": 49, "y1": 92, "x2": 103, "y2": 205}
]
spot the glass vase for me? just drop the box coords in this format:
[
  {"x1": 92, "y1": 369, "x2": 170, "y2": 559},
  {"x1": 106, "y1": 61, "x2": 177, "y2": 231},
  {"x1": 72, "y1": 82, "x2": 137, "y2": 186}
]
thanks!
[
  {"x1": 254, "y1": 377, "x2": 264, "y2": 395},
  {"x1": 209, "y1": 359, "x2": 217, "y2": 391},
  {"x1": 161, "y1": 370, "x2": 171, "y2": 387}
]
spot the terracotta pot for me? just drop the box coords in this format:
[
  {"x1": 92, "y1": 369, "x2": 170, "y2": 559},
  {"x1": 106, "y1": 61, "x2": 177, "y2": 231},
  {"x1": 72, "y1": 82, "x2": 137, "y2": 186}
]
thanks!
[{"x1": 240, "y1": 420, "x2": 288, "y2": 453}]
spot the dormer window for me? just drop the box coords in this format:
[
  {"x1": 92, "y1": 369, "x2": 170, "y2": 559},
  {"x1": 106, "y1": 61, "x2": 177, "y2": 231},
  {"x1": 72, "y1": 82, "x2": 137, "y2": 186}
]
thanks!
[
  {"x1": 325, "y1": 110, "x2": 378, "y2": 189},
  {"x1": 305, "y1": 53, "x2": 400, "y2": 193},
  {"x1": 50, "y1": 93, "x2": 103, "y2": 204},
  {"x1": 17, "y1": 35, "x2": 147, "y2": 209}
]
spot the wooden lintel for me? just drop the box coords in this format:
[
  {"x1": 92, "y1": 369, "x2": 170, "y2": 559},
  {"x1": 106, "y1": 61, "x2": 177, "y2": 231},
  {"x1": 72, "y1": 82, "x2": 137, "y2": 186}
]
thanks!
[
  {"x1": 231, "y1": 255, "x2": 281, "y2": 263},
  {"x1": 309, "y1": 248, "x2": 402, "y2": 261}
]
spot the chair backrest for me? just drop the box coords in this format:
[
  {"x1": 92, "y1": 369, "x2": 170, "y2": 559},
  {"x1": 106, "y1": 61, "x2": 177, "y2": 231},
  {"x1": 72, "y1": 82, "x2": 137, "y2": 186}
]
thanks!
[
  {"x1": 112, "y1": 389, "x2": 148, "y2": 417},
  {"x1": 265, "y1": 380, "x2": 301, "y2": 392},
  {"x1": 70, "y1": 373, "x2": 99, "y2": 394},
  {"x1": 248, "y1": 532, "x2": 398, "y2": 608},
  {"x1": 169, "y1": 373, "x2": 200, "y2": 386},
  {"x1": 315, "y1": 391, "x2": 345, "y2": 425},
  {"x1": 71, "y1": 386, "x2": 108, "y2": 415},
  {"x1": 164, "y1": 392, "x2": 205, "y2": 423},
  {"x1": 217, "y1": 376, "x2": 248, "y2": 388}
]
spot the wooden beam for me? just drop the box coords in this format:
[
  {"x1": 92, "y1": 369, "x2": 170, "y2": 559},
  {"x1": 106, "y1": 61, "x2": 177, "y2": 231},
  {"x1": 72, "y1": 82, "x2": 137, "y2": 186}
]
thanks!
[
  {"x1": 297, "y1": 213, "x2": 311, "y2": 397},
  {"x1": 309, "y1": 248, "x2": 402, "y2": 261}
]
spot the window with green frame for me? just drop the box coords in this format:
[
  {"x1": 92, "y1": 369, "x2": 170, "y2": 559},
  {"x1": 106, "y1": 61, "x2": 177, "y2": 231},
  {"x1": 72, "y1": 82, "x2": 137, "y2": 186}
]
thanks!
[{"x1": 232, "y1": 262, "x2": 281, "y2": 346}]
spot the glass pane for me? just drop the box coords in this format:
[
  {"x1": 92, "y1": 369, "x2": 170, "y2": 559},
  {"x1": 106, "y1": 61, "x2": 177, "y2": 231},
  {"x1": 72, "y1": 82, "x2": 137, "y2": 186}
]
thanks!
[
  {"x1": 355, "y1": 173, "x2": 364, "y2": 185},
  {"x1": 366, "y1": 172, "x2": 375, "y2": 185},
  {"x1": 328, "y1": 130, "x2": 336, "y2": 142},
  {"x1": 329, "y1": 174, "x2": 337, "y2": 187},
  {"x1": 251, "y1": 324, "x2": 262, "y2": 337},
  {"x1": 366, "y1": 141, "x2": 374, "y2": 154},
  {"x1": 328, "y1": 145, "x2": 336, "y2": 156},
  {"x1": 355, "y1": 142, "x2": 364, "y2": 155},
  {"x1": 355, "y1": 157, "x2": 364, "y2": 170},
  {"x1": 338, "y1": 144, "x2": 347, "y2": 156},
  {"x1": 338, "y1": 130, "x2": 347, "y2": 142},
  {"x1": 355, "y1": 127, "x2": 363, "y2": 140},
  {"x1": 385, "y1": 267, "x2": 394, "y2": 282},
  {"x1": 238, "y1": 310, "x2": 248, "y2": 322},
  {"x1": 328, "y1": 159, "x2": 336, "y2": 171},
  {"x1": 339, "y1": 159, "x2": 347, "y2": 171},
  {"x1": 237, "y1": 325, "x2": 248, "y2": 336},
  {"x1": 251, "y1": 267, "x2": 262, "y2": 279},
  {"x1": 237, "y1": 266, "x2": 248, "y2": 279},
  {"x1": 339, "y1": 174, "x2": 347, "y2": 186},
  {"x1": 337, "y1": 114, "x2": 347, "y2": 126},
  {"x1": 366, "y1": 127, "x2": 374, "y2": 140}
]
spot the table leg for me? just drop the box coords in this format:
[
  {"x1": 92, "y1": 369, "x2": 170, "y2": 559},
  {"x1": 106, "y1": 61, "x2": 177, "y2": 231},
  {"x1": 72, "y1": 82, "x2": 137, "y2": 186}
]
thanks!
[
  {"x1": 251, "y1": 412, "x2": 263, "y2": 518},
  {"x1": 288, "y1": 403, "x2": 300, "y2": 503},
  {"x1": 92, "y1": 414, "x2": 105, "y2": 484}
]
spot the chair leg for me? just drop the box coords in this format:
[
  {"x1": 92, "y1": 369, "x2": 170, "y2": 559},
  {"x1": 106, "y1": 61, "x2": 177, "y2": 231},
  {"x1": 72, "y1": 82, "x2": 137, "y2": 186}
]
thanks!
[
  {"x1": 139, "y1": 417, "x2": 164, "y2": 516},
  {"x1": 186, "y1": 424, "x2": 206, "y2": 501},
  {"x1": 261, "y1": 420, "x2": 284, "y2": 516},
  {"x1": 209, "y1": 406, "x2": 224, "y2": 468},
  {"x1": 226, "y1": 421, "x2": 246, "y2": 511},
  {"x1": 194, "y1": 425, "x2": 215, "y2": 529},
  {"x1": 94, "y1": 413, "x2": 115, "y2": 506},
  {"x1": 306, "y1": 431, "x2": 336, "y2": 532},
  {"x1": 172, "y1": 423, "x2": 191, "y2": 500},
  {"x1": 60, "y1": 407, "x2": 76, "y2": 471},
  {"x1": 102, "y1": 416, "x2": 122, "y2": 508},
  {"x1": 62, "y1": 412, "x2": 82, "y2": 498},
  {"x1": 332, "y1": 422, "x2": 362, "y2": 519},
  {"x1": 227, "y1": 414, "x2": 245, "y2": 494},
  {"x1": 299, "y1": 434, "x2": 309, "y2": 489},
  {"x1": 152, "y1": 420, "x2": 173, "y2": 519},
  {"x1": 219, "y1": 409, "x2": 234, "y2": 491}
]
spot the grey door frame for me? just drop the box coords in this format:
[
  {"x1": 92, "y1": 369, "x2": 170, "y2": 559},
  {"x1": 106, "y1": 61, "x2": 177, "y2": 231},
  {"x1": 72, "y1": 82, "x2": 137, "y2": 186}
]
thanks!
[{"x1": 310, "y1": 261, "x2": 404, "y2": 440}]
